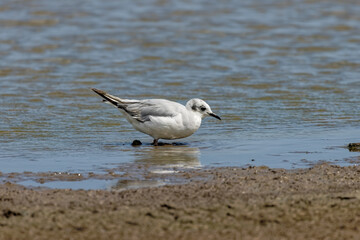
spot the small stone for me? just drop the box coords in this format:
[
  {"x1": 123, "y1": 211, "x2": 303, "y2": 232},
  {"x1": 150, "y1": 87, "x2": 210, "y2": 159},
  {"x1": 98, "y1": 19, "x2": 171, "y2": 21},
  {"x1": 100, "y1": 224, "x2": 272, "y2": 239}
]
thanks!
[
  {"x1": 132, "y1": 140, "x2": 142, "y2": 146},
  {"x1": 348, "y1": 143, "x2": 360, "y2": 152}
]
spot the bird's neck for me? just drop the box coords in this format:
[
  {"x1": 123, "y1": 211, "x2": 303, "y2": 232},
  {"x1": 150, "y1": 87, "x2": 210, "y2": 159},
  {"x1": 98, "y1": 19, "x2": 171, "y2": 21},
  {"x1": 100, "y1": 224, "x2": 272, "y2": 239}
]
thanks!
[{"x1": 185, "y1": 110, "x2": 202, "y2": 131}]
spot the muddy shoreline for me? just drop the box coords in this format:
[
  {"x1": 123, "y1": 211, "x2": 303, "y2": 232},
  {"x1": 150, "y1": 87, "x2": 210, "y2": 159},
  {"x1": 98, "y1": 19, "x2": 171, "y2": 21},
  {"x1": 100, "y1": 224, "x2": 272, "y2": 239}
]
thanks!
[{"x1": 1, "y1": 164, "x2": 360, "y2": 239}]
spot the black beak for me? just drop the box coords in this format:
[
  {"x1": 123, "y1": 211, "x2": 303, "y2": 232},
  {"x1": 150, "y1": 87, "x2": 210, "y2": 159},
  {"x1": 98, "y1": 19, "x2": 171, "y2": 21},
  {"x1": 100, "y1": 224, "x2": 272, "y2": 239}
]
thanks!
[{"x1": 209, "y1": 113, "x2": 221, "y2": 120}]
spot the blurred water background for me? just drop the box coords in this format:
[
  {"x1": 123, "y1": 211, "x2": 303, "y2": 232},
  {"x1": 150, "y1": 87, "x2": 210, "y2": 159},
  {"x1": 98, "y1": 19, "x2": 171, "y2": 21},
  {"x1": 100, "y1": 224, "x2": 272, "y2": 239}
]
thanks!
[{"x1": 0, "y1": 0, "x2": 359, "y2": 189}]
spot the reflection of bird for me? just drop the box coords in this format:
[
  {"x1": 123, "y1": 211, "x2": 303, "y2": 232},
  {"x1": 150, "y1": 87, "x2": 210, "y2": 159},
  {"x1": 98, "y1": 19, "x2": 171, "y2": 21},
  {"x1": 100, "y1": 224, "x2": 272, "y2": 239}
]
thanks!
[
  {"x1": 135, "y1": 146, "x2": 201, "y2": 168},
  {"x1": 111, "y1": 146, "x2": 201, "y2": 190},
  {"x1": 92, "y1": 88, "x2": 221, "y2": 145}
]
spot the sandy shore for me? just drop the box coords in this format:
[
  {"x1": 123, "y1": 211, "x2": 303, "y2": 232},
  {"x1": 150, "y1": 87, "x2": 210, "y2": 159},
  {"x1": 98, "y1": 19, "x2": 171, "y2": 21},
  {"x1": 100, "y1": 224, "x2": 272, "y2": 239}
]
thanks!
[{"x1": 1, "y1": 163, "x2": 360, "y2": 239}]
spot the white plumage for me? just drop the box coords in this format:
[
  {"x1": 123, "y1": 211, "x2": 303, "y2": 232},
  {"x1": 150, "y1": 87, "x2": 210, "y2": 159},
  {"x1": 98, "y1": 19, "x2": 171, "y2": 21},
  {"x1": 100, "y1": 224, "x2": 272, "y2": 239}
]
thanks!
[{"x1": 92, "y1": 88, "x2": 221, "y2": 145}]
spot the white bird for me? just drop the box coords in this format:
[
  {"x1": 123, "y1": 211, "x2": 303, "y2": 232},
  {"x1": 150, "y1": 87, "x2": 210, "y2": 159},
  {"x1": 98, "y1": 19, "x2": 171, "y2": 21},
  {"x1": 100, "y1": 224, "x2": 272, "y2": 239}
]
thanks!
[{"x1": 92, "y1": 88, "x2": 221, "y2": 146}]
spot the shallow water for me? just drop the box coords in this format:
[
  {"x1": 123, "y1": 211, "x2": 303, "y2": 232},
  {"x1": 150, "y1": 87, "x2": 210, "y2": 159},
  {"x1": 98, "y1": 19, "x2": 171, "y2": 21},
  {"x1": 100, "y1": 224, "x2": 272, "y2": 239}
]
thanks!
[{"x1": 1, "y1": 0, "x2": 360, "y2": 189}]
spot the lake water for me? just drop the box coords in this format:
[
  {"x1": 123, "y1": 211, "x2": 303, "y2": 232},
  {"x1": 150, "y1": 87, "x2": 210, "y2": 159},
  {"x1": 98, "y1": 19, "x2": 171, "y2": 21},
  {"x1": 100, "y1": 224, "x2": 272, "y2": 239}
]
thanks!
[{"x1": 1, "y1": 0, "x2": 360, "y2": 189}]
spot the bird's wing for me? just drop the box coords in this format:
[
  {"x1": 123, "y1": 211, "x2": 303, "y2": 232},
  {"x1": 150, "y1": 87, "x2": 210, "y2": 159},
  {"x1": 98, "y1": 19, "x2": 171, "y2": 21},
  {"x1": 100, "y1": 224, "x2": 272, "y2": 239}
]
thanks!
[
  {"x1": 125, "y1": 99, "x2": 182, "y2": 122},
  {"x1": 92, "y1": 88, "x2": 140, "y2": 116},
  {"x1": 92, "y1": 88, "x2": 182, "y2": 122}
]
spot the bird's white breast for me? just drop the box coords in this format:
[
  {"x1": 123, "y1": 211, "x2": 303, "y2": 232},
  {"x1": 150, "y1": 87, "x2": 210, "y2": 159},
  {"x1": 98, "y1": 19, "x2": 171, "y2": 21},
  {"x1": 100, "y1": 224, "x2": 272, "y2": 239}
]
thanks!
[{"x1": 124, "y1": 109, "x2": 202, "y2": 140}]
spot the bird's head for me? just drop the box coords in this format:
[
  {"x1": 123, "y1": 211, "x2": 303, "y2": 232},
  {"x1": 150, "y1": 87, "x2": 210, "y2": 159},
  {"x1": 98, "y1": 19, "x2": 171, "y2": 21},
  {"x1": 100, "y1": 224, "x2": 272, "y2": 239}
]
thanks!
[{"x1": 186, "y1": 98, "x2": 221, "y2": 120}]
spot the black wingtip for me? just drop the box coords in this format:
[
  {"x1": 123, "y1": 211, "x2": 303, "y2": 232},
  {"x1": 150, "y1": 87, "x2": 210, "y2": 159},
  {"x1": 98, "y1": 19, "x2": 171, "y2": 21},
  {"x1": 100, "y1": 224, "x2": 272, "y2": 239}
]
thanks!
[
  {"x1": 91, "y1": 88, "x2": 119, "y2": 107},
  {"x1": 92, "y1": 88, "x2": 106, "y2": 96}
]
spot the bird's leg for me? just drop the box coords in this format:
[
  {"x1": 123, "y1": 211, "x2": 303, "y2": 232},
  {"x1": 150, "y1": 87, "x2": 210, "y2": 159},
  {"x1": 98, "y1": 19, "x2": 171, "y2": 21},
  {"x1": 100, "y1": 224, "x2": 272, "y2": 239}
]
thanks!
[{"x1": 152, "y1": 139, "x2": 159, "y2": 146}]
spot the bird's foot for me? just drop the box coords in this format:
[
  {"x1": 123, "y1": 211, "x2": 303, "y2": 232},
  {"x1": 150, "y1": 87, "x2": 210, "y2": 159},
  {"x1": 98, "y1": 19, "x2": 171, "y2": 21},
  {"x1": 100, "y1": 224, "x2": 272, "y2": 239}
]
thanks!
[{"x1": 152, "y1": 139, "x2": 159, "y2": 146}]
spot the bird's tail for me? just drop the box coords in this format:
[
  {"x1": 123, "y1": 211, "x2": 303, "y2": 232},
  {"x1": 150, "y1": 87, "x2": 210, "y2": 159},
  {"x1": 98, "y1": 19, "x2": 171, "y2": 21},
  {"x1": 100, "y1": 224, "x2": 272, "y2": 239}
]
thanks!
[{"x1": 92, "y1": 88, "x2": 124, "y2": 108}]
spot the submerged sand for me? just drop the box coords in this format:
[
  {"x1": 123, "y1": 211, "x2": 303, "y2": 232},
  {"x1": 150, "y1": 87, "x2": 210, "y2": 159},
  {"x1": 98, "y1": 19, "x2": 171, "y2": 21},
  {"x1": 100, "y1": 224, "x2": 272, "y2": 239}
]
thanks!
[{"x1": 1, "y1": 164, "x2": 360, "y2": 239}]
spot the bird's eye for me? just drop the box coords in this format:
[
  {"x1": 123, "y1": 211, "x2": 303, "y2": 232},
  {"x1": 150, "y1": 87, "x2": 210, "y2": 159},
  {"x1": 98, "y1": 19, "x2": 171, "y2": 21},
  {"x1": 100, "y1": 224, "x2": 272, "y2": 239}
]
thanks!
[{"x1": 200, "y1": 107, "x2": 206, "y2": 111}]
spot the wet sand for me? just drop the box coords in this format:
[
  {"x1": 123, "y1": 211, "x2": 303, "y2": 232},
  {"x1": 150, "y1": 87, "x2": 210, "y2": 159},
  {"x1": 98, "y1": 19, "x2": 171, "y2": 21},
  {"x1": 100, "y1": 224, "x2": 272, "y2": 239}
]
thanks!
[{"x1": 1, "y1": 164, "x2": 360, "y2": 239}]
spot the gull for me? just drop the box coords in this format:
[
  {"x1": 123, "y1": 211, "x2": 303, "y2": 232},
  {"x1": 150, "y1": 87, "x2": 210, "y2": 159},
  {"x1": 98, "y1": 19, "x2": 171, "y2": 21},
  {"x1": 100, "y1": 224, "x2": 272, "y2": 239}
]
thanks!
[{"x1": 92, "y1": 88, "x2": 221, "y2": 146}]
